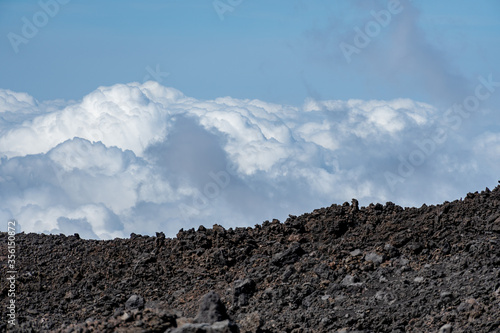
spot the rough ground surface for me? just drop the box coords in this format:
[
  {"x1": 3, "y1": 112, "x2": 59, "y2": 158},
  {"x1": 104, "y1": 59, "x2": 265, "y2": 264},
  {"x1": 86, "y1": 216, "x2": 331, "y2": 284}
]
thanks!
[{"x1": 1, "y1": 184, "x2": 500, "y2": 332}]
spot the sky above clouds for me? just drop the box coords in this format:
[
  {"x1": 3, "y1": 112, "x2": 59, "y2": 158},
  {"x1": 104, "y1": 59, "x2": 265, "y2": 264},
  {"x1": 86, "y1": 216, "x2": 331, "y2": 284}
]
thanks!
[{"x1": 0, "y1": 0, "x2": 499, "y2": 239}]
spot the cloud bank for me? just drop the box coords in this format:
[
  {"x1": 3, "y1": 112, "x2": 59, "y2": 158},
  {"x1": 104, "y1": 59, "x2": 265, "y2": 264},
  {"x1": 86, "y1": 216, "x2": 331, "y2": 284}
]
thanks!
[{"x1": 0, "y1": 82, "x2": 498, "y2": 239}]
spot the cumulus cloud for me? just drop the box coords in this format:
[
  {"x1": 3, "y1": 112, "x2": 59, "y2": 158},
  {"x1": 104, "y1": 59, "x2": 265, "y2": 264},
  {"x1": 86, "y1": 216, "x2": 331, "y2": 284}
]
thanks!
[{"x1": 0, "y1": 82, "x2": 498, "y2": 239}]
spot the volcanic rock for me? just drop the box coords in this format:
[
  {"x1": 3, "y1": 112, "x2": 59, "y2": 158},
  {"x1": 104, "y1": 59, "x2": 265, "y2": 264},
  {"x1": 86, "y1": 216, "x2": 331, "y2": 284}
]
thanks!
[{"x1": 1, "y1": 184, "x2": 499, "y2": 332}]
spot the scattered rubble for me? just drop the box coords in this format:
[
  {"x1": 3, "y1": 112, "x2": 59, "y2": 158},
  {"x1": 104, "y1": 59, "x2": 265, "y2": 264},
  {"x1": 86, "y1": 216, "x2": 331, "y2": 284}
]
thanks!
[{"x1": 1, "y1": 184, "x2": 499, "y2": 332}]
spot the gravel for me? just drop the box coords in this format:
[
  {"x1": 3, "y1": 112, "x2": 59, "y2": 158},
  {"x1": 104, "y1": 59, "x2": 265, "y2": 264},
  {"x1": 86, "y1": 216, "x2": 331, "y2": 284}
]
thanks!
[{"x1": 1, "y1": 183, "x2": 499, "y2": 332}]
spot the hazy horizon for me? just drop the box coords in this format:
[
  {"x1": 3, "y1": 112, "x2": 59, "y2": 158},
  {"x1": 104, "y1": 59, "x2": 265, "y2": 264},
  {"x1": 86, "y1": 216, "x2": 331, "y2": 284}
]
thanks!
[{"x1": 1, "y1": 0, "x2": 499, "y2": 239}]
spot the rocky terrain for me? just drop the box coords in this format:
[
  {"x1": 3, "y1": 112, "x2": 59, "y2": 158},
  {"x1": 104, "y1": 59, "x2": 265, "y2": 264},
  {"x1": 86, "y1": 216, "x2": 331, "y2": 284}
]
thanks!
[{"x1": 1, "y1": 183, "x2": 500, "y2": 332}]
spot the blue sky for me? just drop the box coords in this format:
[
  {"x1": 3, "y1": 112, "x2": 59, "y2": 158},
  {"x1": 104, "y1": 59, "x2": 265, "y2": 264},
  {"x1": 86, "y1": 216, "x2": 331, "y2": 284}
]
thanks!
[
  {"x1": 1, "y1": 0, "x2": 499, "y2": 105},
  {"x1": 1, "y1": 1, "x2": 499, "y2": 238}
]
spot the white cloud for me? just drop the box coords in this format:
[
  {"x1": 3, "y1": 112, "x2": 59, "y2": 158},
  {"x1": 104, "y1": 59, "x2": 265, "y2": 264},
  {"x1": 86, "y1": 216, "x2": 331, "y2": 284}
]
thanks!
[
  {"x1": 0, "y1": 82, "x2": 498, "y2": 239},
  {"x1": 475, "y1": 132, "x2": 500, "y2": 158},
  {"x1": 0, "y1": 89, "x2": 37, "y2": 114},
  {"x1": 0, "y1": 83, "x2": 183, "y2": 158}
]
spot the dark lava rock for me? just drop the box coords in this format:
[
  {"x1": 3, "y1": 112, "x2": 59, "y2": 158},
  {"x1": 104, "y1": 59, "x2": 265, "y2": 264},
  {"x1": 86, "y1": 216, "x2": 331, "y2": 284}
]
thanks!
[
  {"x1": 271, "y1": 243, "x2": 305, "y2": 267},
  {"x1": 125, "y1": 294, "x2": 144, "y2": 310},
  {"x1": 233, "y1": 279, "x2": 256, "y2": 307},
  {"x1": 170, "y1": 320, "x2": 238, "y2": 333},
  {"x1": 194, "y1": 292, "x2": 230, "y2": 325},
  {"x1": 1, "y1": 183, "x2": 500, "y2": 332}
]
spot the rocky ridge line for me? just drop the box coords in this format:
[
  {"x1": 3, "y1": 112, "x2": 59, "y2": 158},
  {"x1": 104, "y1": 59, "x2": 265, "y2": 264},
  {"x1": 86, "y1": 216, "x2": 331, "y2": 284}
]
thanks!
[{"x1": 1, "y1": 184, "x2": 499, "y2": 332}]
